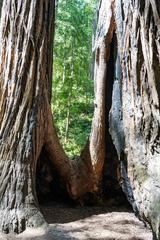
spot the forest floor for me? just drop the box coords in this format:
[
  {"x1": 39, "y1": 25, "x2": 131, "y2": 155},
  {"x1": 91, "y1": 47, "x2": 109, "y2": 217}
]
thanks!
[{"x1": 0, "y1": 201, "x2": 153, "y2": 240}]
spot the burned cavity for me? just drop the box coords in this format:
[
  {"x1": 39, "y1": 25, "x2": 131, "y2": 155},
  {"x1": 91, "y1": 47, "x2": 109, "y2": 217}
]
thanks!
[
  {"x1": 36, "y1": 33, "x2": 131, "y2": 209},
  {"x1": 36, "y1": 148, "x2": 72, "y2": 205},
  {"x1": 102, "y1": 33, "x2": 130, "y2": 208}
]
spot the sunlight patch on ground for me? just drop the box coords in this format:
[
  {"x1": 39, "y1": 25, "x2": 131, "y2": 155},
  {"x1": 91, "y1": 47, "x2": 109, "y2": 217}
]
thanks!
[
  {"x1": 0, "y1": 211, "x2": 152, "y2": 240},
  {"x1": 48, "y1": 212, "x2": 152, "y2": 240}
]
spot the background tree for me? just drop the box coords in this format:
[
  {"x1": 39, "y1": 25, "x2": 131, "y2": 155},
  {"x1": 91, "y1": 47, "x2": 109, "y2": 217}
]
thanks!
[{"x1": 52, "y1": 0, "x2": 97, "y2": 157}]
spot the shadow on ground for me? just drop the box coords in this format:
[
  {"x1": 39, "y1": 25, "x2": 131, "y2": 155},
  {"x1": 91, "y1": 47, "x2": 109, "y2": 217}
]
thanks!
[
  {"x1": 41, "y1": 201, "x2": 131, "y2": 224},
  {"x1": 0, "y1": 203, "x2": 153, "y2": 240},
  {"x1": 43, "y1": 204, "x2": 152, "y2": 240}
]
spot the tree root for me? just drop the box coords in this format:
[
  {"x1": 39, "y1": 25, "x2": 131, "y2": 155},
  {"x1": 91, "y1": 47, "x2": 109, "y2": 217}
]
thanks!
[{"x1": 0, "y1": 207, "x2": 47, "y2": 234}]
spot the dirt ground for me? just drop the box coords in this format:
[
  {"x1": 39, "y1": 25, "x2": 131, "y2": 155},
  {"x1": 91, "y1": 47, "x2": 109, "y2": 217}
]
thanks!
[{"x1": 0, "y1": 202, "x2": 153, "y2": 240}]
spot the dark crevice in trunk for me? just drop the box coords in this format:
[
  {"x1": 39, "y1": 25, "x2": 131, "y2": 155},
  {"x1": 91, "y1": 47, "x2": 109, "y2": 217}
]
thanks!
[
  {"x1": 36, "y1": 148, "x2": 97, "y2": 206},
  {"x1": 104, "y1": 33, "x2": 118, "y2": 180},
  {"x1": 36, "y1": 148, "x2": 71, "y2": 205},
  {"x1": 102, "y1": 34, "x2": 129, "y2": 206}
]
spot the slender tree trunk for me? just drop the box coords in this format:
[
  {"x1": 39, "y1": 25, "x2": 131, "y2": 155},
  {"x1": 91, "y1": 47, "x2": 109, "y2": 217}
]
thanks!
[
  {"x1": 62, "y1": 63, "x2": 66, "y2": 84},
  {"x1": 65, "y1": 92, "x2": 71, "y2": 143},
  {"x1": 64, "y1": 59, "x2": 73, "y2": 143}
]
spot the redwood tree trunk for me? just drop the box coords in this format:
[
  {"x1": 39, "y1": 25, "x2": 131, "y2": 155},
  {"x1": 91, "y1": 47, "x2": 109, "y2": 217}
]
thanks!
[
  {"x1": 109, "y1": 0, "x2": 160, "y2": 238},
  {"x1": 0, "y1": 0, "x2": 82, "y2": 233},
  {"x1": 93, "y1": 0, "x2": 160, "y2": 238},
  {"x1": 0, "y1": 0, "x2": 96, "y2": 233},
  {"x1": 0, "y1": 0, "x2": 56, "y2": 233}
]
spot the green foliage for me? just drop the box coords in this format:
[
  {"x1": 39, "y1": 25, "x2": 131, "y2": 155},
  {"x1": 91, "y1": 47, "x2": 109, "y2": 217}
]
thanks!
[{"x1": 52, "y1": 0, "x2": 97, "y2": 157}]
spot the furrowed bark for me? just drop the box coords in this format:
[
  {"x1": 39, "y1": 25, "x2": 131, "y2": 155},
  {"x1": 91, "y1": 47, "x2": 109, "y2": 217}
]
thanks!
[
  {"x1": 110, "y1": 0, "x2": 160, "y2": 238},
  {"x1": 0, "y1": 0, "x2": 81, "y2": 233},
  {"x1": 0, "y1": 1, "x2": 97, "y2": 233},
  {"x1": 0, "y1": 0, "x2": 57, "y2": 233}
]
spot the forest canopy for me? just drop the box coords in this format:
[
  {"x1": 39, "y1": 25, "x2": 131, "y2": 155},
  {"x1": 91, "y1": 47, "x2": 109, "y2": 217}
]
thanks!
[{"x1": 52, "y1": 0, "x2": 98, "y2": 157}]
